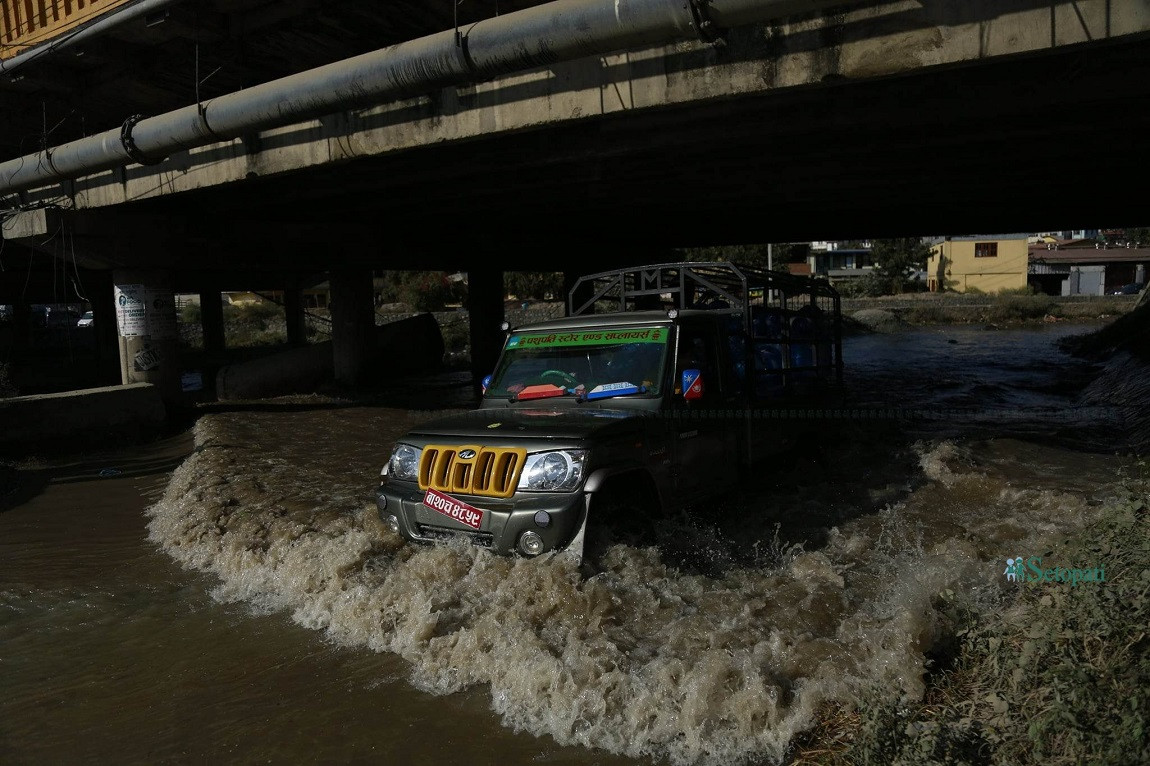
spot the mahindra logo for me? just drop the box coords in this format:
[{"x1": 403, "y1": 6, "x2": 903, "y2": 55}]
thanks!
[{"x1": 458, "y1": 449, "x2": 477, "y2": 459}]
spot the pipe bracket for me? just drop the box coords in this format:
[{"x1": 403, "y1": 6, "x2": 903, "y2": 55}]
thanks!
[
  {"x1": 687, "y1": 0, "x2": 726, "y2": 45},
  {"x1": 120, "y1": 114, "x2": 167, "y2": 166}
]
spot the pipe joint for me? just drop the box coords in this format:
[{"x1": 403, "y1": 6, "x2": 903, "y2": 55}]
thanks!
[
  {"x1": 120, "y1": 114, "x2": 167, "y2": 167},
  {"x1": 687, "y1": 0, "x2": 726, "y2": 45}
]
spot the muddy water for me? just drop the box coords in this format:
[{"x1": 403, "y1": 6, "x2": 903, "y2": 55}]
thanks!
[{"x1": 1, "y1": 322, "x2": 1139, "y2": 766}]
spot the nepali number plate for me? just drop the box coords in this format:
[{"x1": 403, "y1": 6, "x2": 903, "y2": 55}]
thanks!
[{"x1": 422, "y1": 488, "x2": 484, "y2": 530}]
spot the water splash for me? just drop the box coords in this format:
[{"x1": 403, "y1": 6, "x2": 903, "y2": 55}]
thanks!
[{"x1": 144, "y1": 410, "x2": 1122, "y2": 766}]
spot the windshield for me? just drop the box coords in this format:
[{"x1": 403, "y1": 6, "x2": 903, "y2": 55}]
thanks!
[{"x1": 486, "y1": 326, "x2": 670, "y2": 401}]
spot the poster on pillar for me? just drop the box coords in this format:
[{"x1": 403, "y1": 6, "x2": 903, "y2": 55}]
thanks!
[
  {"x1": 115, "y1": 284, "x2": 178, "y2": 339},
  {"x1": 132, "y1": 343, "x2": 162, "y2": 372}
]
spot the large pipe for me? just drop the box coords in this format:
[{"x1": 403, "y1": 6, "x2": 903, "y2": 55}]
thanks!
[
  {"x1": 0, "y1": 0, "x2": 188, "y2": 74},
  {"x1": 0, "y1": 0, "x2": 846, "y2": 198}
]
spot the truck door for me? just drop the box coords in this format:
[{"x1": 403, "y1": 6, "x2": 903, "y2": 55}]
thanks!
[{"x1": 670, "y1": 321, "x2": 740, "y2": 501}]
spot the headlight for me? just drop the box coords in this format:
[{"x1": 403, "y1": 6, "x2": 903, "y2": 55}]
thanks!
[
  {"x1": 517, "y1": 450, "x2": 586, "y2": 492},
  {"x1": 384, "y1": 443, "x2": 421, "y2": 481}
]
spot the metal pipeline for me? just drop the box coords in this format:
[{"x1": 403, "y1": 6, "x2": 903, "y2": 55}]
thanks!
[{"x1": 0, "y1": 0, "x2": 846, "y2": 197}]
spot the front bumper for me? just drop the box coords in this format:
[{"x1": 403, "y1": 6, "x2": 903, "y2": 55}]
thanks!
[{"x1": 375, "y1": 482, "x2": 587, "y2": 556}]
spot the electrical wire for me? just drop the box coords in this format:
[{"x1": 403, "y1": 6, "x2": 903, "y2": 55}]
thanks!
[{"x1": 68, "y1": 227, "x2": 87, "y2": 302}]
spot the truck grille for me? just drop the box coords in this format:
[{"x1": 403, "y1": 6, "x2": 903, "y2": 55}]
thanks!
[{"x1": 418, "y1": 445, "x2": 526, "y2": 498}]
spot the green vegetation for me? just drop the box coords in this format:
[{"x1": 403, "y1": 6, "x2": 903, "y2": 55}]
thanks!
[
  {"x1": 505, "y1": 271, "x2": 564, "y2": 301},
  {"x1": 437, "y1": 313, "x2": 470, "y2": 358},
  {"x1": 994, "y1": 285, "x2": 1038, "y2": 296},
  {"x1": 675, "y1": 242, "x2": 808, "y2": 272},
  {"x1": 380, "y1": 271, "x2": 466, "y2": 312},
  {"x1": 870, "y1": 238, "x2": 933, "y2": 295},
  {"x1": 882, "y1": 293, "x2": 1122, "y2": 327},
  {"x1": 835, "y1": 269, "x2": 927, "y2": 298},
  {"x1": 793, "y1": 469, "x2": 1150, "y2": 766},
  {"x1": 900, "y1": 304, "x2": 954, "y2": 325},
  {"x1": 1100, "y1": 228, "x2": 1150, "y2": 247},
  {"x1": 985, "y1": 293, "x2": 1057, "y2": 322},
  {"x1": 178, "y1": 298, "x2": 288, "y2": 348}
]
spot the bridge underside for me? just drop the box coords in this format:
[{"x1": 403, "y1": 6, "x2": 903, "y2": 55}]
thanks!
[
  {"x1": 36, "y1": 30, "x2": 1136, "y2": 282},
  {"x1": 3, "y1": 30, "x2": 1147, "y2": 307}
]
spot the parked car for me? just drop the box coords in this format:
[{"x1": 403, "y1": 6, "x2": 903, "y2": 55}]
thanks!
[
  {"x1": 32, "y1": 306, "x2": 82, "y2": 328},
  {"x1": 1111, "y1": 283, "x2": 1144, "y2": 296},
  {"x1": 375, "y1": 262, "x2": 844, "y2": 564},
  {"x1": 77, "y1": 311, "x2": 94, "y2": 327}
]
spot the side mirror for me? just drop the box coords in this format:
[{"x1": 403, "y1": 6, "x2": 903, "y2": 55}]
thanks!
[
  {"x1": 481, "y1": 374, "x2": 492, "y2": 394},
  {"x1": 681, "y1": 369, "x2": 703, "y2": 401}
]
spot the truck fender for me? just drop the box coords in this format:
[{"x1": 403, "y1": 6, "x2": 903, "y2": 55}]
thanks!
[
  {"x1": 583, "y1": 465, "x2": 664, "y2": 515},
  {"x1": 584, "y1": 464, "x2": 648, "y2": 494}
]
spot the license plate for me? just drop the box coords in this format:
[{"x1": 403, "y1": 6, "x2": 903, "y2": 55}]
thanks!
[{"x1": 422, "y1": 488, "x2": 484, "y2": 530}]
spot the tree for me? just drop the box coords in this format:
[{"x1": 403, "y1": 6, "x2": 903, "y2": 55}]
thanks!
[
  {"x1": 505, "y1": 272, "x2": 564, "y2": 301},
  {"x1": 1099, "y1": 228, "x2": 1150, "y2": 247},
  {"x1": 674, "y1": 243, "x2": 808, "y2": 272},
  {"x1": 379, "y1": 271, "x2": 466, "y2": 312},
  {"x1": 869, "y1": 238, "x2": 932, "y2": 294}
]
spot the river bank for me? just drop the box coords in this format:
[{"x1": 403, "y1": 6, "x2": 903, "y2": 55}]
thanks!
[{"x1": 843, "y1": 292, "x2": 1137, "y2": 332}]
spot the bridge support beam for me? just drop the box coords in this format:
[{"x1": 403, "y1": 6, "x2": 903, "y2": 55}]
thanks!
[
  {"x1": 89, "y1": 270, "x2": 121, "y2": 386},
  {"x1": 284, "y1": 287, "x2": 307, "y2": 347},
  {"x1": 468, "y1": 268, "x2": 504, "y2": 397},
  {"x1": 199, "y1": 288, "x2": 226, "y2": 357},
  {"x1": 112, "y1": 270, "x2": 182, "y2": 404},
  {"x1": 329, "y1": 269, "x2": 375, "y2": 388}
]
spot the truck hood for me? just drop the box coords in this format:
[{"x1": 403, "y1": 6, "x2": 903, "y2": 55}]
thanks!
[{"x1": 408, "y1": 406, "x2": 646, "y2": 443}]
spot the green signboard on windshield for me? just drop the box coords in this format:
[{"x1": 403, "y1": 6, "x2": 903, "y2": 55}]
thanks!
[{"x1": 506, "y1": 327, "x2": 668, "y2": 349}]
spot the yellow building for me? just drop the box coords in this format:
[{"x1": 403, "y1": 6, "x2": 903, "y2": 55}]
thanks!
[{"x1": 927, "y1": 235, "x2": 1029, "y2": 293}]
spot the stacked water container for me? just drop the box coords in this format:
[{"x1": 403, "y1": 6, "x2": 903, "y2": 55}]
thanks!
[
  {"x1": 751, "y1": 307, "x2": 786, "y2": 397},
  {"x1": 789, "y1": 305, "x2": 821, "y2": 382}
]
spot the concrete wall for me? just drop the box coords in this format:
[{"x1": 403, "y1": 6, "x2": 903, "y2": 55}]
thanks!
[{"x1": 0, "y1": 383, "x2": 167, "y2": 457}]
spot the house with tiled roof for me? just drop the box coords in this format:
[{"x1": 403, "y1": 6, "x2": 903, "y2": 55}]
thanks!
[{"x1": 1028, "y1": 240, "x2": 1149, "y2": 296}]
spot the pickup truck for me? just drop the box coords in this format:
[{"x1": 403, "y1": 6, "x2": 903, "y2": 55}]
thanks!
[{"x1": 376, "y1": 262, "x2": 842, "y2": 563}]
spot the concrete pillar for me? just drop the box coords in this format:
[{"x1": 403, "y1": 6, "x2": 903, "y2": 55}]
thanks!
[
  {"x1": 113, "y1": 270, "x2": 182, "y2": 403},
  {"x1": 329, "y1": 269, "x2": 375, "y2": 388},
  {"x1": 89, "y1": 270, "x2": 120, "y2": 385},
  {"x1": 10, "y1": 301, "x2": 31, "y2": 353},
  {"x1": 284, "y1": 287, "x2": 307, "y2": 347},
  {"x1": 467, "y1": 268, "x2": 504, "y2": 395},
  {"x1": 199, "y1": 288, "x2": 226, "y2": 357}
]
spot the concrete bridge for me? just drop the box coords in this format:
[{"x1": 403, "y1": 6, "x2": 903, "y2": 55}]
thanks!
[{"x1": 2, "y1": 0, "x2": 1149, "y2": 399}]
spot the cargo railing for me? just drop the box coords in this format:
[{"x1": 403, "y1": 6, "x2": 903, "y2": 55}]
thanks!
[{"x1": 566, "y1": 261, "x2": 843, "y2": 393}]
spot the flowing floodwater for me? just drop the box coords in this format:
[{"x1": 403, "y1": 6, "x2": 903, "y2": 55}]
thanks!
[{"x1": 1, "y1": 322, "x2": 1141, "y2": 765}]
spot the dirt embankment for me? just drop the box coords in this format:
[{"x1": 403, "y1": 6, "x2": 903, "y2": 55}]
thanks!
[
  {"x1": 843, "y1": 293, "x2": 1138, "y2": 328},
  {"x1": 1058, "y1": 294, "x2": 1150, "y2": 454}
]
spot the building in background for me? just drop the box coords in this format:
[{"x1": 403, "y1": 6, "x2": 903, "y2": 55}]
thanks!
[
  {"x1": 1028, "y1": 240, "x2": 1149, "y2": 296},
  {"x1": 807, "y1": 246, "x2": 876, "y2": 283},
  {"x1": 927, "y1": 235, "x2": 1029, "y2": 293}
]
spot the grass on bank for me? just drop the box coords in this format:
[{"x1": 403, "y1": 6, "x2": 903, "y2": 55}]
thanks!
[
  {"x1": 897, "y1": 293, "x2": 1126, "y2": 326},
  {"x1": 789, "y1": 466, "x2": 1150, "y2": 766}
]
